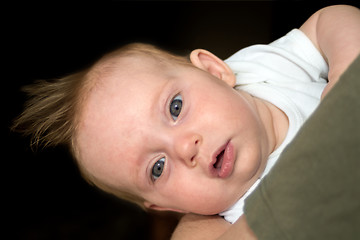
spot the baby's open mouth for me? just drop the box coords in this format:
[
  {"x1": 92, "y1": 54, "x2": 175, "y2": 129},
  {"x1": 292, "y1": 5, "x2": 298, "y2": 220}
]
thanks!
[
  {"x1": 214, "y1": 149, "x2": 225, "y2": 169},
  {"x1": 211, "y1": 141, "x2": 235, "y2": 179}
]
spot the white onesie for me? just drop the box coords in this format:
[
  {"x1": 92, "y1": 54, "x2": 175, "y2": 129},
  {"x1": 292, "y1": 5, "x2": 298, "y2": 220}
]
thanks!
[{"x1": 219, "y1": 29, "x2": 328, "y2": 224}]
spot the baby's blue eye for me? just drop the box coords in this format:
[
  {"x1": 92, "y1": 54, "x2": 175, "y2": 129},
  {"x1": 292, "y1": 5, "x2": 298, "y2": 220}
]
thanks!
[
  {"x1": 170, "y1": 94, "x2": 182, "y2": 121},
  {"x1": 152, "y1": 157, "x2": 165, "y2": 181}
]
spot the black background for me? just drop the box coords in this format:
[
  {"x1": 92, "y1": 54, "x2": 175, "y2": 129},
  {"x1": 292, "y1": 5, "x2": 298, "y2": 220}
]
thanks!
[{"x1": 4, "y1": 1, "x2": 359, "y2": 239}]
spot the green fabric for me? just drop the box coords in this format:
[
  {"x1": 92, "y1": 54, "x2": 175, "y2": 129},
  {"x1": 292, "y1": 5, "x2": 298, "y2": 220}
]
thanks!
[{"x1": 244, "y1": 55, "x2": 360, "y2": 240}]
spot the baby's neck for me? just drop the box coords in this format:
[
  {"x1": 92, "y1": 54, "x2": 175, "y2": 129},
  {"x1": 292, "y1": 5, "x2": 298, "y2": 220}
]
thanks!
[{"x1": 251, "y1": 94, "x2": 289, "y2": 154}]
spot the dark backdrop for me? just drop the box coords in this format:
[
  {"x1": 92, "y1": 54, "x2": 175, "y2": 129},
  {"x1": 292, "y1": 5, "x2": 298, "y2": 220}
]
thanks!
[{"x1": 4, "y1": 1, "x2": 359, "y2": 239}]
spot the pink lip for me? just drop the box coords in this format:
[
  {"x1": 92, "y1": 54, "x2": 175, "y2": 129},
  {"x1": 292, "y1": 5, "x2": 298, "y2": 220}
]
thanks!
[{"x1": 210, "y1": 141, "x2": 235, "y2": 178}]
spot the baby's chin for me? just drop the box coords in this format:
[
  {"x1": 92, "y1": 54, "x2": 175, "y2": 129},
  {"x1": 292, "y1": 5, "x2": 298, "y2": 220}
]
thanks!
[{"x1": 190, "y1": 200, "x2": 237, "y2": 216}]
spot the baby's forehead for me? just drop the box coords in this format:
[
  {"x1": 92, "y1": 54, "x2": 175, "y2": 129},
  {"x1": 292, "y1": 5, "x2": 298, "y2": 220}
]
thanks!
[
  {"x1": 84, "y1": 54, "x2": 175, "y2": 114},
  {"x1": 93, "y1": 53, "x2": 169, "y2": 82}
]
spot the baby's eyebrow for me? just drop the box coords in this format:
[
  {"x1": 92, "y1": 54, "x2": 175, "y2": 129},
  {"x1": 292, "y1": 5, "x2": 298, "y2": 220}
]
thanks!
[
  {"x1": 133, "y1": 156, "x2": 153, "y2": 193},
  {"x1": 128, "y1": 143, "x2": 157, "y2": 193},
  {"x1": 151, "y1": 76, "x2": 174, "y2": 119}
]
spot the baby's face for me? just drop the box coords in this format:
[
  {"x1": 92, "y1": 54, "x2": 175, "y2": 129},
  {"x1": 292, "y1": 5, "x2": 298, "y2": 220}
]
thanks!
[{"x1": 77, "y1": 54, "x2": 270, "y2": 215}]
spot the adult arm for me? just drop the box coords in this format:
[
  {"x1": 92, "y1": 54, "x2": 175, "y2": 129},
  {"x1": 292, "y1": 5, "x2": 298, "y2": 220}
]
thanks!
[
  {"x1": 171, "y1": 214, "x2": 231, "y2": 240},
  {"x1": 171, "y1": 213, "x2": 257, "y2": 240}
]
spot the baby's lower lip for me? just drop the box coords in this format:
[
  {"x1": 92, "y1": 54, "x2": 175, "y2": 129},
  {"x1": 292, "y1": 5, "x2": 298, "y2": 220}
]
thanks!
[{"x1": 218, "y1": 142, "x2": 235, "y2": 178}]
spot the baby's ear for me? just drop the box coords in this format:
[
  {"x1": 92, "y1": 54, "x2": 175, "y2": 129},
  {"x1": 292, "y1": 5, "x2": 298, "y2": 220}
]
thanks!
[
  {"x1": 144, "y1": 201, "x2": 188, "y2": 213},
  {"x1": 190, "y1": 49, "x2": 236, "y2": 87}
]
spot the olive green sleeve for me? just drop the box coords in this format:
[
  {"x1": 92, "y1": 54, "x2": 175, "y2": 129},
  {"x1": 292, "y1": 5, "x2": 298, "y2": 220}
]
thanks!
[{"x1": 244, "y1": 55, "x2": 360, "y2": 240}]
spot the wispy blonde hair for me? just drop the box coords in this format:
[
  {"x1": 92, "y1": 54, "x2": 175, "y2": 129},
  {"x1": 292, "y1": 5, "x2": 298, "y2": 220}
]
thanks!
[{"x1": 12, "y1": 43, "x2": 191, "y2": 208}]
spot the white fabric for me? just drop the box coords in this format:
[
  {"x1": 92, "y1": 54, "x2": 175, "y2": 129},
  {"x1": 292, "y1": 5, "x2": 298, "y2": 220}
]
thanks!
[{"x1": 219, "y1": 29, "x2": 328, "y2": 224}]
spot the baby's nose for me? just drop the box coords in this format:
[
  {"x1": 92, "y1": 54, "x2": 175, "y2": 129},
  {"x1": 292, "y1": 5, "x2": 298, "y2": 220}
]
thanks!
[{"x1": 174, "y1": 133, "x2": 202, "y2": 167}]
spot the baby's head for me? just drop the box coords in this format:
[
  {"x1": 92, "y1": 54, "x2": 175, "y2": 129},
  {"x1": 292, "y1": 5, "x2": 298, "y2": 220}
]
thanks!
[{"x1": 14, "y1": 43, "x2": 270, "y2": 215}]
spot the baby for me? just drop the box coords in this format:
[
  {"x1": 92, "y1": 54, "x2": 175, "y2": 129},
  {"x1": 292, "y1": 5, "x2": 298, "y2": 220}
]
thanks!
[{"x1": 13, "y1": 5, "x2": 360, "y2": 226}]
